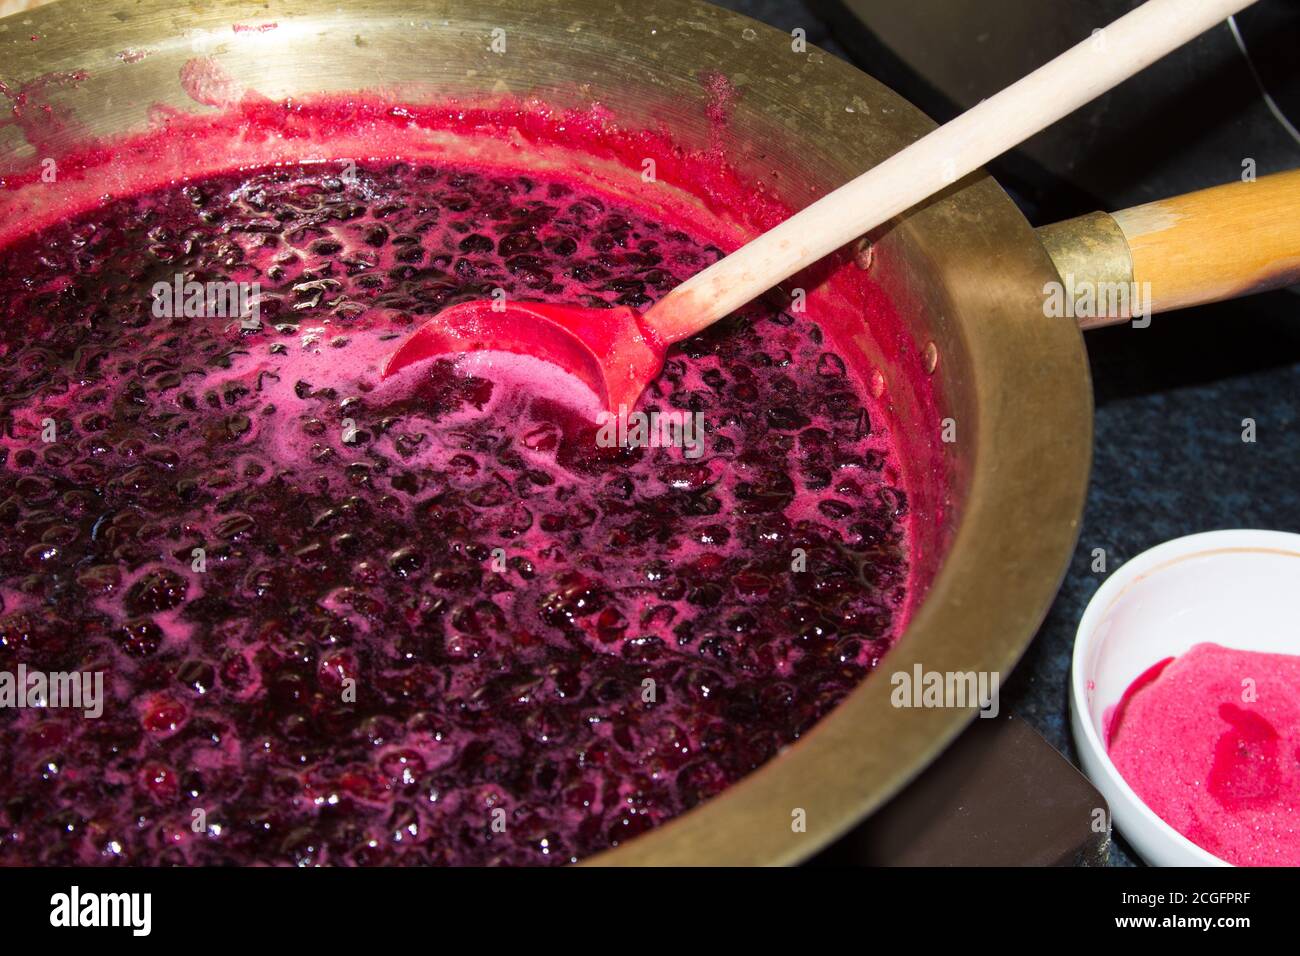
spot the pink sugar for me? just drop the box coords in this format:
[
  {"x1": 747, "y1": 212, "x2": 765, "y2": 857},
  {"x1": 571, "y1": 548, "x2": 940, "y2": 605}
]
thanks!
[{"x1": 1108, "y1": 642, "x2": 1300, "y2": 866}]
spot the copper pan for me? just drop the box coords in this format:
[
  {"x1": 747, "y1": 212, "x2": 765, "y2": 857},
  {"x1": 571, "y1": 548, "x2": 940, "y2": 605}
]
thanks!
[{"x1": 0, "y1": 0, "x2": 1092, "y2": 865}]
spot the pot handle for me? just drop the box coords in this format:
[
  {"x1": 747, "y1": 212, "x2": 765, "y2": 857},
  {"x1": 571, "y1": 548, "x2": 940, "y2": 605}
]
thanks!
[{"x1": 1035, "y1": 168, "x2": 1300, "y2": 327}]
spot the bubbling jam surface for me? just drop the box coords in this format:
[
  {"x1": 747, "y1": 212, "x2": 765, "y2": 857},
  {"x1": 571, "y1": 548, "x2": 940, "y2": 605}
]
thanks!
[{"x1": 0, "y1": 161, "x2": 910, "y2": 865}]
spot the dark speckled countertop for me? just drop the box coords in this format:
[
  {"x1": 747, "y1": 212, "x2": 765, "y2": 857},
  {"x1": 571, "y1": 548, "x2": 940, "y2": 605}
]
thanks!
[{"x1": 716, "y1": 0, "x2": 1300, "y2": 866}]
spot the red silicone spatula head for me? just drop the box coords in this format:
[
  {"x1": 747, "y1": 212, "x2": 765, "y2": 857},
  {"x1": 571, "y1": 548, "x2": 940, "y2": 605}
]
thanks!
[{"x1": 381, "y1": 299, "x2": 669, "y2": 413}]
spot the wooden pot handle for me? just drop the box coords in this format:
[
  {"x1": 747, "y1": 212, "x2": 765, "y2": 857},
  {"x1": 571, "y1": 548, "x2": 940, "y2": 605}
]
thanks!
[{"x1": 1037, "y1": 169, "x2": 1300, "y2": 327}]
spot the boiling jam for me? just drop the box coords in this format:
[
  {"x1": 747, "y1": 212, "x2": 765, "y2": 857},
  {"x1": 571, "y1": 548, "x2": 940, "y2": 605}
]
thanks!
[{"x1": 0, "y1": 161, "x2": 910, "y2": 864}]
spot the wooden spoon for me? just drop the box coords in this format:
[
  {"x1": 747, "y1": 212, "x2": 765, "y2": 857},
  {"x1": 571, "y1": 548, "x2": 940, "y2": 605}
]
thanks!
[{"x1": 383, "y1": 0, "x2": 1260, "y2": 411}]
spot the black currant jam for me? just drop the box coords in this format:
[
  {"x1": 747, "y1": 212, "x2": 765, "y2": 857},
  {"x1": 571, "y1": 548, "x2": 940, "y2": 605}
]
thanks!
[{"x1": 0, "y1": 161, "x2": 910, "y2": 865}]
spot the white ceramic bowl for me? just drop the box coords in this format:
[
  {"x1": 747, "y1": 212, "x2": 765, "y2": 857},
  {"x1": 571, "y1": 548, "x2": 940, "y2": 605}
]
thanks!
[{"x1": 1070, "y1": 529, "x2": 1300, "y2": 867}]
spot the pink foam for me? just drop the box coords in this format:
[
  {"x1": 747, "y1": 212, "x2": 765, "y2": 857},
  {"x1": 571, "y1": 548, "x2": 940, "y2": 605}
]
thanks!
[{"x1": 1108, "y1": 642, "x2": 1300, "y2": 866}]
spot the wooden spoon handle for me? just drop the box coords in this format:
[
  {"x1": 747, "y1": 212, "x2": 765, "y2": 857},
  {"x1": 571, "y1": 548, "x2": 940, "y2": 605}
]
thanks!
[{"x1": 644, "y1": 0, "x2": 1260, "y2": 344}]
